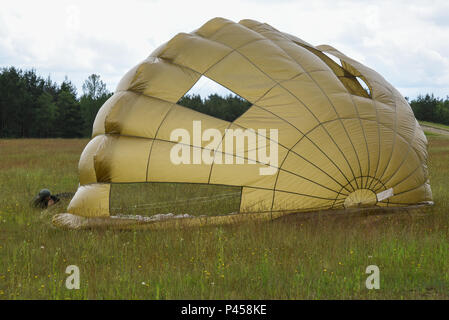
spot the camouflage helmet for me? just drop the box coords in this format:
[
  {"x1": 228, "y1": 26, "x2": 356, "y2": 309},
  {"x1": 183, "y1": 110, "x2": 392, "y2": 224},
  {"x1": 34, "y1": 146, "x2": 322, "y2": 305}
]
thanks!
[{"x1": 38, "y1": 189, "x2": 51, "y2": 199}]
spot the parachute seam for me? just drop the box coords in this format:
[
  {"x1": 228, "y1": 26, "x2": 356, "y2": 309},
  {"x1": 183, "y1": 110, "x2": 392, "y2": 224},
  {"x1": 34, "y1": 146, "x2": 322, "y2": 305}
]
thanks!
[
  {"x1": 370, "y1": 113, "x2": 423, "y2": 191},
  {"x1": 104, "y1": 132, "x2": 348, "y2": 196},
  {"x1": 238, "y1": 198, "x2": 345, "y2": 214},
  {"x1": 381, "y1": 201, "x2": 429, "y2": 206},
  {"x1": 280, "y1": 43, "x2": 363, "y2": 189},
  {"x1": 206, "y1": 80, "x2": 287, "y2": 186},
  {"x1": 145, "y1": 103, "x2": 176, "y2": 181},
  {"x1": 331, "y1": 176, "x2": 387, "y2": 209},
  {"x1": 266, "y1": 39, "x2": 366, "y2": 186},
  {"x1": 144, "y1": 37, "x2": 264, "y2": 184},
  {"x1": 366, "y1": 98, "x2": 383, "y2": 190},
  {"x1": 368, "y1": 89, "x2": 399, "y2": 196},
  {"x1": 108, "y1": 183, "x2": 112, "y2": 216},
  {"x1": 373, "y1": 117, "x2": 419, "y2": 190},
  {"x1": 206, "y1": 81, "x2": 285, "y2": 212},
  {"x1": 195, "y1": 19, "x2": 242, "y2": 44},
  {"x1": 307, "y1": 66, "x2": 371, "y2": 188},
  {"x1": 123, "y1": 41, "x2": 373, "y2": 197},
  {"x1": 374, "y1": 163, "x2": 424, "y2": 195},
  {"x1": 159, "y1": 37, "x2": 267, "y2": 89},
  {"x1": 234, "y1": 128, "x2": 352, "y2": 195},
  {"x1": 312, "y1": 47, "x2": 386, "y2": 191},
  {"x1": 109, "y1": 180, "x2": 341, "y2": 201},
  {"x1": 252, "y1": 84, "x2": 358, "y2": 194},
  {"x1": 101, "y1": 112, "x2": 418, "y2": 196},
  {"x1": 342, "y1": 176, "x2": 386, "y2": 198},
  {"x1": 247, "y1": 105, "x2": 354, "y2": 193},
  {"x1": 102, "y1": 94, "x2": 360, "y2": 195},
  {"x1": 196, "y1": 33, "x2": 359, "y2": 191},
  {"x1": 235, "y1": 34, "x2": 363, "y2": 194},
  {"x1": 238, "y1": 114, "x2": 416, "y2": 162},
  {"x1": 239, "y1": 186, "x2": 244, "y2": 213},
  {"x1": 107, "y1": 110, "x2": 420, "y2": 194},
  {"x1": 325, "y1": 53, "x2": 419, "y2": 193},
  {"x1": 207, "y1": 121, "x2": 233, "y2": 184},
  {"x1": 294, "y1": 117, "x2": 419, "y2": 168},
  {"x1": 384, "y1": 180, "x2": 427, "y2": 199},
  {"x1": 268, "y1": 114, "x2": 418, "y2": 197}
]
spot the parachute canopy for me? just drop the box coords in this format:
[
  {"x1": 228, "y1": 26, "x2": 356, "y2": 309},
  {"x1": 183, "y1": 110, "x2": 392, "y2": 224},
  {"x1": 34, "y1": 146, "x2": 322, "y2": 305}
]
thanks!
[{"x1": 55, "y1": 17, "x2": 432, "y2": 228}]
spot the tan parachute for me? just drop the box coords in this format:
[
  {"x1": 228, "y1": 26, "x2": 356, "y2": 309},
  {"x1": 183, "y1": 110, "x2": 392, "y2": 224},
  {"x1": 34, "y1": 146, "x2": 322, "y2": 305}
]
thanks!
[{"x1": 53, "y1": 17, "x2": 432, "y2": 229}]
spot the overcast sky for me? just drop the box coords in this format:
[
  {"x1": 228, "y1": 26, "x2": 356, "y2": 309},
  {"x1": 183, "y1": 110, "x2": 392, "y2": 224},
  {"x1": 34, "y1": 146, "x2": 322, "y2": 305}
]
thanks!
[{"x1": 1, "y1": 0, "x2": 448, "y2": 99}]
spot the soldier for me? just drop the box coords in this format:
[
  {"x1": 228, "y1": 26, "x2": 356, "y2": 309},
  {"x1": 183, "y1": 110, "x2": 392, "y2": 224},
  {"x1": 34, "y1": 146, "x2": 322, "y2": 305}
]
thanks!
[{"x1": 32, "y1": 189, "x2": 61, "y2": 209}]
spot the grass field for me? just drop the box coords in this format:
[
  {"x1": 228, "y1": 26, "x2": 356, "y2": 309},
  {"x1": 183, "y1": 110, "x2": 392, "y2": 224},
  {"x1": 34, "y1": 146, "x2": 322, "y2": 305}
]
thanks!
[
  {"x1": 419, "y1": 120, "x2": 449, "y2": 132},
  {"x1": 0, "y1": 134, "x2": 448, "y2": 300}
]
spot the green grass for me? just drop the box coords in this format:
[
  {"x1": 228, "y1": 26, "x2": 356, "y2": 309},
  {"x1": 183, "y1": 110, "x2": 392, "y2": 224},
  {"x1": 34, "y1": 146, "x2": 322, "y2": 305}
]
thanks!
[
  {"x1": 419, "y1": 120, "x2": 449, "y2": 132},
  {"x1": 0, "y1": 137, "x2": 448, "y2": 299},
  {"x1": 423, "y1": 131, "x2": 440, "y2": 137}
]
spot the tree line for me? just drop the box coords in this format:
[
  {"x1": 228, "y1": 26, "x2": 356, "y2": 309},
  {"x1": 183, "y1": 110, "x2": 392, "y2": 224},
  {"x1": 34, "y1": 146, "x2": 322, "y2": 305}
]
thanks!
[
  {"x1": 179, "y1": 93, "x2": 449, "y2": 126},
  {"x1": 0, "y1": 67, "x2": 112, "y2": 138},
  {"x1": 178, "y1": 93, "x2": 251, "y2": 122},
  {"x1": 407, "y1": 94, "x2": 449, "y2": 126},
  {"x1": 0, "y1": 66, "x2": 448, "y2": 138}
]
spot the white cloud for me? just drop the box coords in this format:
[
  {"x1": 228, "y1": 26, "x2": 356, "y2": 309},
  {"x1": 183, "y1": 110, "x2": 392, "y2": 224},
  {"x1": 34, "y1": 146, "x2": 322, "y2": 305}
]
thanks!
[{"x1": 0, "y1": 0, "x2": 448, "y2": 98}]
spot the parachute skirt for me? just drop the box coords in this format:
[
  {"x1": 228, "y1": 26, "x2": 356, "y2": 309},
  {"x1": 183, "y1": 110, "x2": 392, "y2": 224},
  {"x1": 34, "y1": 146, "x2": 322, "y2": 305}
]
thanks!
[{"x1": 52, "y1": 205, "x2": 432, "y2": 230}]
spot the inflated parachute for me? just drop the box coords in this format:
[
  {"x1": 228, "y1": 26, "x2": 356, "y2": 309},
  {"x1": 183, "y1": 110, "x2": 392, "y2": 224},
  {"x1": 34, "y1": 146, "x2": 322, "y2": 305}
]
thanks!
[{"x1": 53, "y1": 17, "x2": 432, "y2": 229}]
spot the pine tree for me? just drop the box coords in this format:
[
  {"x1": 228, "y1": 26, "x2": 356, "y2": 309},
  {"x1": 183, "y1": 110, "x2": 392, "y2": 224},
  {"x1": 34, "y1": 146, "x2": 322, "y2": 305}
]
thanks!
[{"x1": 56, "y1": 79, "x2": 83, "y2": 138}]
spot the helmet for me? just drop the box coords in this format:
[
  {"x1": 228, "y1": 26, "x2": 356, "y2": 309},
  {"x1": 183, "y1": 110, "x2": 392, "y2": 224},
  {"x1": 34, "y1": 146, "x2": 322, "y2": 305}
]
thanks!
[{"x1": 38, "y1": 189, "x2": 51, "y2": 199}]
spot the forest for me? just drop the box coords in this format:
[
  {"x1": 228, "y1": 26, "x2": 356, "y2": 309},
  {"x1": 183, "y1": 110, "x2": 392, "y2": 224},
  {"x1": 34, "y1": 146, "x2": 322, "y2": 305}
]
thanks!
[
  {"x1": 0, "y1": 67, "x2": 111, "y2": 138},
  {"x1": 0, "y1": 66, "x2": 447, "y2": 138}
]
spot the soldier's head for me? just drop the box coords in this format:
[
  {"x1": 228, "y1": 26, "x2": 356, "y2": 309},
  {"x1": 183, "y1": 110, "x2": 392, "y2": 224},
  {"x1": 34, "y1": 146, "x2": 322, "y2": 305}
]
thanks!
[{"x1": 33, "y1": 189, "x2": 55, "y2": 208}]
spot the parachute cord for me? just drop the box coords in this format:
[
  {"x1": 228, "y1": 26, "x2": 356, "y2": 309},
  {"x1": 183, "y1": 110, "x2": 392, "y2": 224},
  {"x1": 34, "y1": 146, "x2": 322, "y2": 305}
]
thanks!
[{"x1": 111, "y1": 192, "x2": 241, "y2": 211}]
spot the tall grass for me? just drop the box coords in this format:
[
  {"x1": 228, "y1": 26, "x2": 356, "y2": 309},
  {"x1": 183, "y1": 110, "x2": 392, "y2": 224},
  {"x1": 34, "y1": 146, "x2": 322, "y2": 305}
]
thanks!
[{"x1": 0, "y1": 136, "x2": 448, "y2": 299}]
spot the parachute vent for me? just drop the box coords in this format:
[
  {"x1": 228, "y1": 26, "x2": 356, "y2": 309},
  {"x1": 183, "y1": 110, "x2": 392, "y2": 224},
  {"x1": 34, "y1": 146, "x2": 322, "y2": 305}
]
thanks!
[{"x1": 177, "y1": 75, "x2": 251, "y2": 122}]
